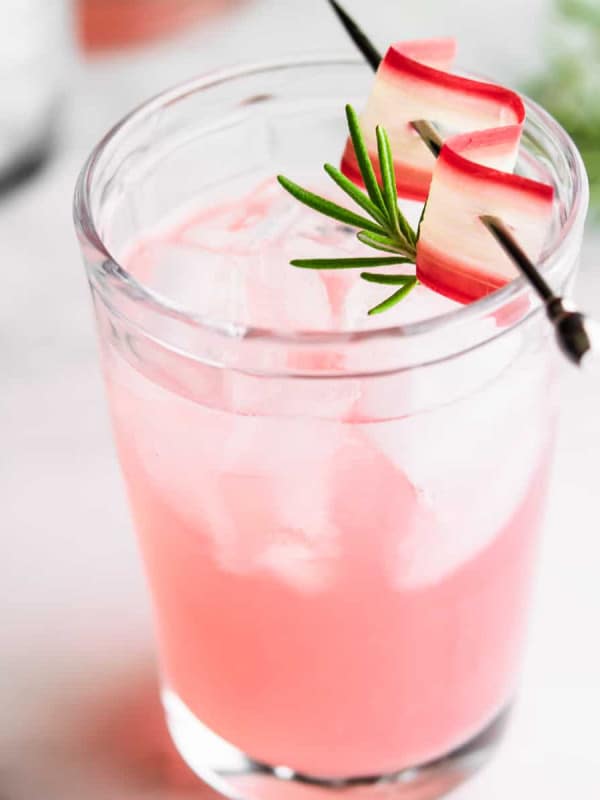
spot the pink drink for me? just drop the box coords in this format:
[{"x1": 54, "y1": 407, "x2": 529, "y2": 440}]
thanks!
[
  {"x1": 76, "y1": 58, "x2": 586, "y2": 799},
  {"x1": 98, "y1": 179, "x2": 555, "y2": 779}
]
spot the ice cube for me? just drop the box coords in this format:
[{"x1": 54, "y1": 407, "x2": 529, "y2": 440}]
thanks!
[
  {"x1": 361, "y1": 332, "x2": 551, "y2": 588},
  {"x1": 245, "y1": 243, "x2": 334, "y2": 330},
  {"x1": 117, "y1": 365, "x2": 345, "y2": 592},
  {"x1": 243, "y1": 198, "x2": 365, "y2": 331},
  {"x1": 327, "y1": 427, "x2": 424, "y2": 563},
  {"x1": 178, "y1": 177, "x2": 301, "y2": 256},
  {"x1": 206, "y1": 416, "x2": 342, "y2": 591},
  {"x1": 339, "y1": 277, "x2": 457, "y2": 331},
  {"x1": 224, "y1": 368, "x2": 361, "y2": 421},
  {"x1": 125, "y1": 236, "x2": 249, "y2": 322}
]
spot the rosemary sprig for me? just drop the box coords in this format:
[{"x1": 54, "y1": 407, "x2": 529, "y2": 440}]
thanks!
[
  {"x1": 278, "y1": 104, "x2": 420, "y2": 313},
  {"x1": 317, "y1": 0, "x2": 595, "y2": 362}
]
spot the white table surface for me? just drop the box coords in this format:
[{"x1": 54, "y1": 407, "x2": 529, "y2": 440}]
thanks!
[{"x1": 2, "y1": 1, "x2": 599, "y2": 797}]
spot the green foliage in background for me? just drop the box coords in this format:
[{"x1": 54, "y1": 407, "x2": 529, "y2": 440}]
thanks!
[{"x1": 528, "y1": 0, "x2": 600, "y2": 216}]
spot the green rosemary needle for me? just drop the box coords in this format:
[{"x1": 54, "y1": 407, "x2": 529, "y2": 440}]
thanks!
[{"x1": 278, "y1": 104, "x2": 421, "y2": 312}]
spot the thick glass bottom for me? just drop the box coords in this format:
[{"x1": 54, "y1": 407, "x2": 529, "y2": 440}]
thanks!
[{"x1": 163, "y1": 689, "x2": 511, "y2": 800}]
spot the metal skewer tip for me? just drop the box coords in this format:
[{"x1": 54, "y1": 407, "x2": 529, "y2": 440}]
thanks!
[
  {"x1": 410, "y1": 120, "x2": 443, "y2": 157},
  {"x1": 479, "y1": 215, "x2": 595, "y2": 367}
]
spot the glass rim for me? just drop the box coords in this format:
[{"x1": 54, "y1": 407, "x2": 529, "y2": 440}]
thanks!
[{"x1": 74, "y1": 54, "x2": 589, "y2": 350}]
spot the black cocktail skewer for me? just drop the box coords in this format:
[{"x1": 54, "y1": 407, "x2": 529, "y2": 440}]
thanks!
[
  {"x1": 326, "y1": 0, "x2": 598, "y2": 368},
  {"x1": 327, "y1": 0, "x2": 382, "y2": 71}
]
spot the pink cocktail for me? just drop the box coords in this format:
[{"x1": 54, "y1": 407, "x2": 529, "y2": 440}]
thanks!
[{"x1": 74, "y1": 59, "x2": 587, "y2": 799}]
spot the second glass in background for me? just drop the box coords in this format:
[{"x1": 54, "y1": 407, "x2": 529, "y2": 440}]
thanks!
[{"x1": 0, "y1": 0, "x2": 71, "y2": 188}]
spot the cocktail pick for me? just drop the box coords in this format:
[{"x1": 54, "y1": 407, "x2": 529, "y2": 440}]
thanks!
[
  {"x1": 327, "y1": 0, "x2": 382, "y2": 71},
  {"x1": 326, "y1": 0, "x2": 599, "y2": 369}
]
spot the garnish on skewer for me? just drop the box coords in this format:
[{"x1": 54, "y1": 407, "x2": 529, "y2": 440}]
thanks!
[
  {"x1": 320, "y1": 0, "x2": 598, "y2": 367},
  {"x1": 331, "y1": 0, "x2": 555, "y2": 300},
  {"x1": 279, "y1": 0, "x2": 591, "y2": 357},
  {"x1": 331, "y1": 27, "x2": 555, "y2": 304},
  {"x1": 278, "y1": 105, "x2": 421, "y2": 315}
]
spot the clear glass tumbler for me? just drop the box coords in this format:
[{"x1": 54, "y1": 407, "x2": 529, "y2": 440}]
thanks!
[{"x1": 74, "y1": 58, "x2": 588, "y2": 800}]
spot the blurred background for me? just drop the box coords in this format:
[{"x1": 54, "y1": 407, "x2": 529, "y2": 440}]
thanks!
[{"x1": 1, "y1": 2, "x2": 599, "y2": 798}]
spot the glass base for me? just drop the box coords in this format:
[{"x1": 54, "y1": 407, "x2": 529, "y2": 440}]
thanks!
[{"x1": 163, "y1": 689, "x2": 510, "y2": 800}]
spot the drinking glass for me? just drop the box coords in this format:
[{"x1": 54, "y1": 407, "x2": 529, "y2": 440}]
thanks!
[
  {"x1": 78, "y1": 0, "x2": 238, "y2": 52},
  {"x1": 74, "y1": 58, "x2": 588, "y2": 800}
]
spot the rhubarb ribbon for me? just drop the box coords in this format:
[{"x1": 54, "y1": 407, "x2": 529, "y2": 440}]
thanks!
[{"x1": 342, "y1": 40, "x2": 555, "y2": 303}]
